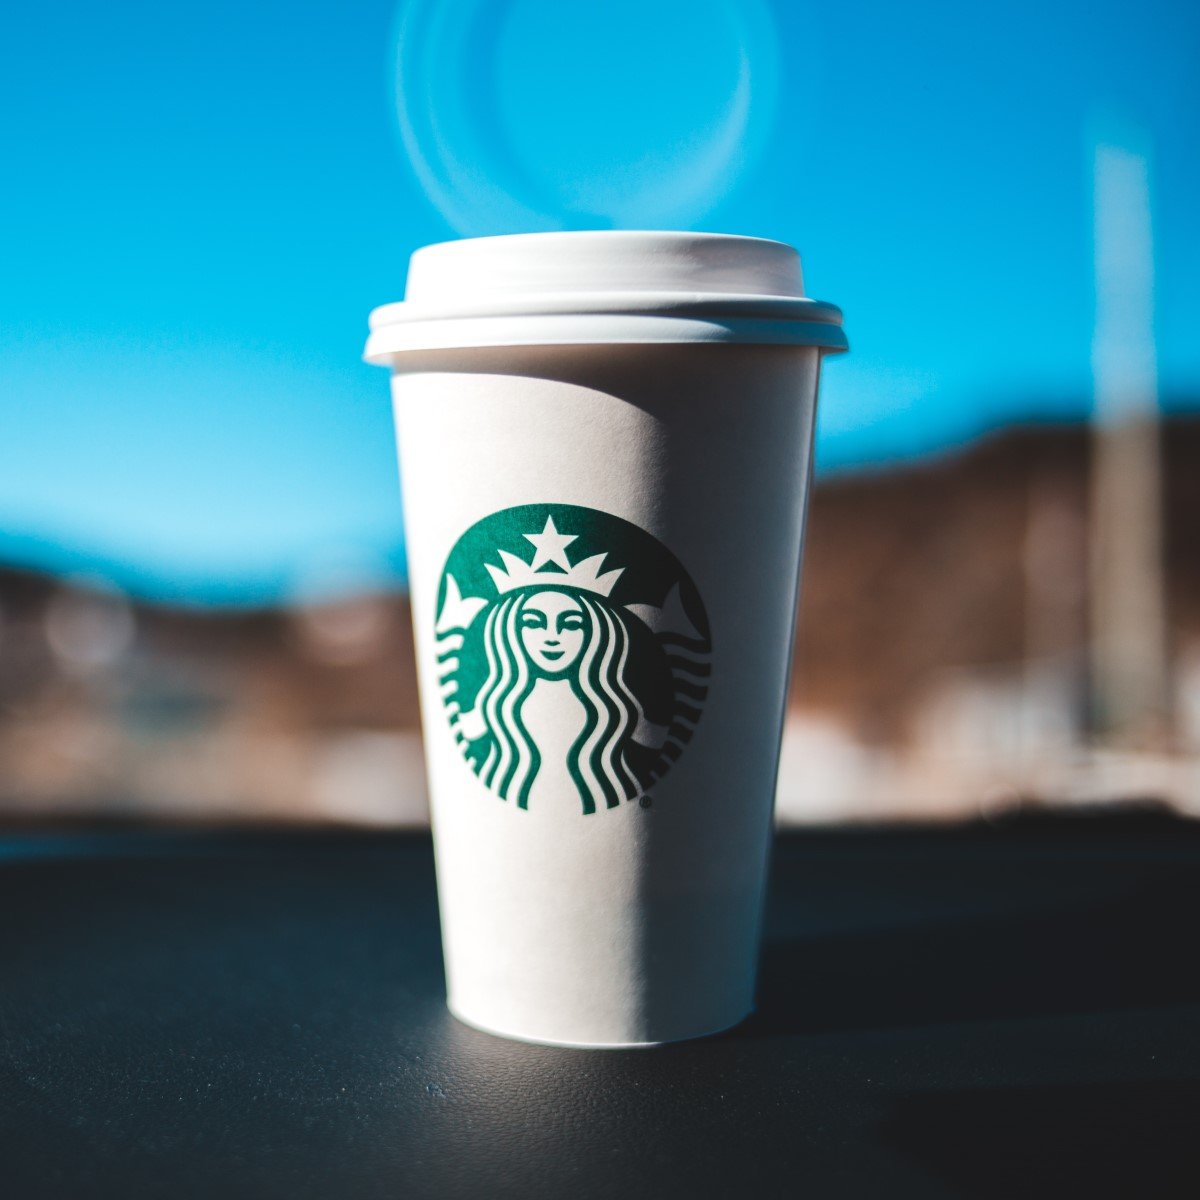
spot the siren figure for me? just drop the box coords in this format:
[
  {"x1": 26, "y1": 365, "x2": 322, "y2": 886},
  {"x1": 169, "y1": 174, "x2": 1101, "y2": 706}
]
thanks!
[{"x1": 436, "y1": 513, "x2": 709, "y2": 816}]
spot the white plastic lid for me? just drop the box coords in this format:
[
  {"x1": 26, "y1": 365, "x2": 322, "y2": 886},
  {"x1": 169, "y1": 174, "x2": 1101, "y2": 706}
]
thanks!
[{"x1": 364, "y1": 231, "x2": 847, "y2": 362}]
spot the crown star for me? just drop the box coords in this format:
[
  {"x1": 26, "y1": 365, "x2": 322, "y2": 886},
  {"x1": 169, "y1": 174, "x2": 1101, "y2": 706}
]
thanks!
[
  {"x1": 525, "y1": 516, "x2": 577, "y2": 571},
  {"x1": 484, "y1": 517, "x2": 624, "y2": 598}
]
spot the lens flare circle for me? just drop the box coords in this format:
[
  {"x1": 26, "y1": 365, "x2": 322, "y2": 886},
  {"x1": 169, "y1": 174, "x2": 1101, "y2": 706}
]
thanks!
[{"x1": 394, "y1": 0, "x2": 779, "y2": 235}]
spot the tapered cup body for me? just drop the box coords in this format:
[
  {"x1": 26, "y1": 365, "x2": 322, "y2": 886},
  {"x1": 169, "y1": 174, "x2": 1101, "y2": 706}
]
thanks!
[{"x1": 391, "y1": 342, "x2": 821, "y2": 1046}]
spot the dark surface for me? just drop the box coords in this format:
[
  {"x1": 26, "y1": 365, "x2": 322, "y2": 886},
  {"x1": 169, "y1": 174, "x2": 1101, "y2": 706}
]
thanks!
[{"x1": 3, "y1": 812, "x2": 1199, "y2": 1199}]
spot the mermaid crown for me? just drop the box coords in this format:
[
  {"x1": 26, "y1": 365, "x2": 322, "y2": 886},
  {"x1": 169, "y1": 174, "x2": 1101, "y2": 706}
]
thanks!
[{"x1": 485, "y1": 516, "x2": 623, "y2": 598}]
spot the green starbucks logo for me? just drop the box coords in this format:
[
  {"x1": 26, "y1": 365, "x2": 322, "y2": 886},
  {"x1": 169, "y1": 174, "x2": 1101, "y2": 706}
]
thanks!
[{"x1": 434, "y1": 503, "x2": 711, "y2": 815}]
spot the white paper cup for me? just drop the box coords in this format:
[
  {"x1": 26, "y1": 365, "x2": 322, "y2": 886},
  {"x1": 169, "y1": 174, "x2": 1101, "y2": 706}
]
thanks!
[{"x1": 366, "y1": 232, "x2": 845, "y2": 1047}]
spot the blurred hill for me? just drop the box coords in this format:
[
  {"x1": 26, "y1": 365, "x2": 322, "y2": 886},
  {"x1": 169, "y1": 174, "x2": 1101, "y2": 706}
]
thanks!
[
  {"x1": 2, "y1": 418, "x2": 1198, "y2": 825},
  {"x1": 798, "y1": 418, "x2": 1200, "y2": 738}
]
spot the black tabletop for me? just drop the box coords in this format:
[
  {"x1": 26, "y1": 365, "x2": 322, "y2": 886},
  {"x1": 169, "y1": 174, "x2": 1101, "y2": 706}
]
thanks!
[{"x1": 3, "y1": 813, "x2": 1198, "y2": 1199}]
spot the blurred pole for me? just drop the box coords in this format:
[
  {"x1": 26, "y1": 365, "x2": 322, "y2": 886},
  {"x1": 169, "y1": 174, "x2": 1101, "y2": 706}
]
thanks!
[{"x1": 1088, "y1": 136, "x2": 1170, "y2": 743}]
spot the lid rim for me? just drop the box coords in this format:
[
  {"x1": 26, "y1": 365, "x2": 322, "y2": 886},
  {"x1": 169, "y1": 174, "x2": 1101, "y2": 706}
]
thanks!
[
  {"x1": 364, "y1": 311, "x2": 849, "y2": 363},
  {"x1": 368, "y1": 292, "x2": 844, "y2": 331}
]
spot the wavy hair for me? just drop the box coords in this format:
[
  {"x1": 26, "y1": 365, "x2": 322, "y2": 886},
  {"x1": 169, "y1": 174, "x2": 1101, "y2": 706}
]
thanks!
[
  {"x1": 472, "y1": 594, "x2": 540, "y2": 809},
  {"x1": 467, "y1": 589, "x2": 646, "y2": 814}
]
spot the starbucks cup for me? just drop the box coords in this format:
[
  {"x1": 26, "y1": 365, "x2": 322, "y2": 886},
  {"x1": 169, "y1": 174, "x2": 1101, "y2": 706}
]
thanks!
[{"x1": 365, "y1": 232, "x2": 846, "y2": 1047}]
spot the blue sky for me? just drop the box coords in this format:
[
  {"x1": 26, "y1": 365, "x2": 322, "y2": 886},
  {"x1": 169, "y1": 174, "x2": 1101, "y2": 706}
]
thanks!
[{"x1": 2, "y1": 0, "x2": 1198, "y2": 603}]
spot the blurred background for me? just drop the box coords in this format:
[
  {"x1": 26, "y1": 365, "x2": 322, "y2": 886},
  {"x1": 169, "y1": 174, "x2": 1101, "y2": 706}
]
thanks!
[{"x1": 2, "y1": 0, "x2": 1197, "y2": 828}]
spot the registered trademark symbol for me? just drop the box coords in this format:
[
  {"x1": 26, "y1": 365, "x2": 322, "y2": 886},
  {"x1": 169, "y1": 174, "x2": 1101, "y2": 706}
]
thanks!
[{"x1": 639, "y1": 795, "x2": 653, "y2": 809}]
